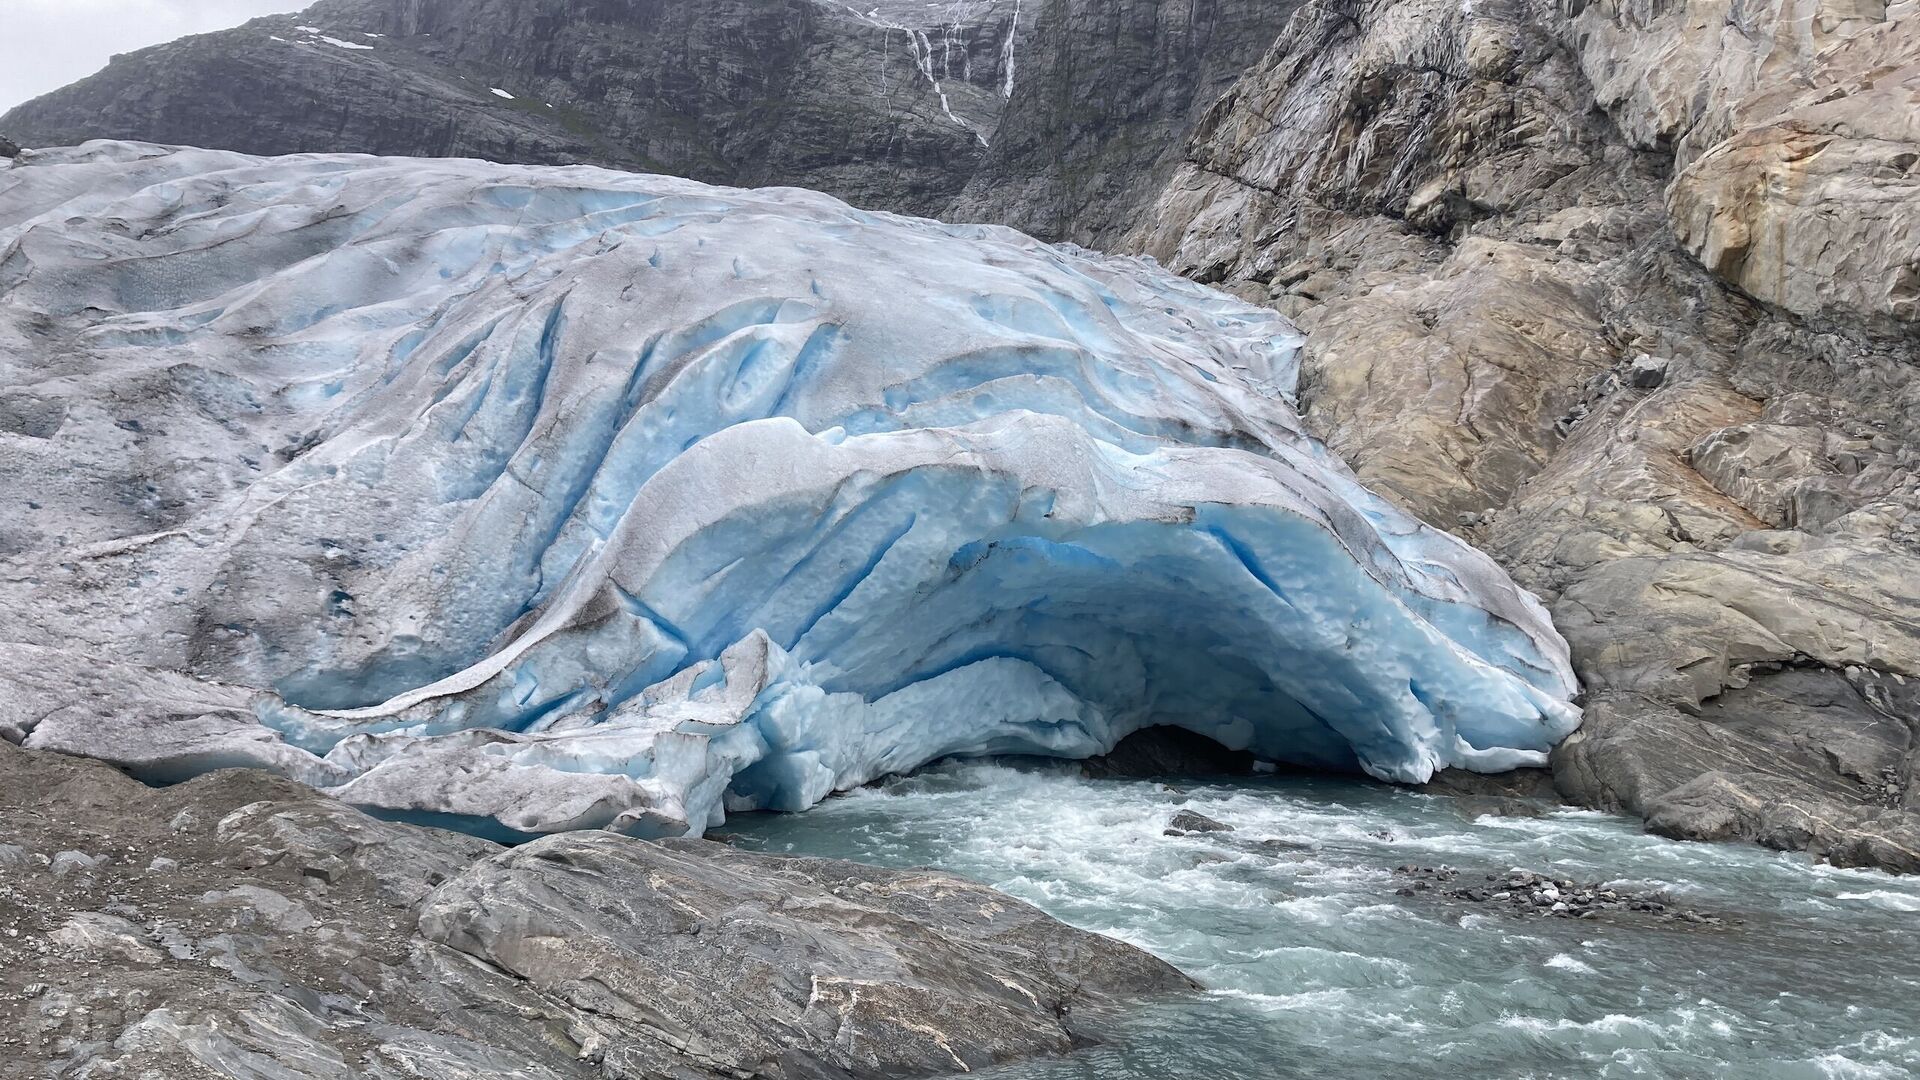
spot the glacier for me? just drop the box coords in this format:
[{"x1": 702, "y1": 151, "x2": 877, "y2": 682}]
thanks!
[{"x1": 0, "y1": 142, "x2": 1581, "y2": 836}]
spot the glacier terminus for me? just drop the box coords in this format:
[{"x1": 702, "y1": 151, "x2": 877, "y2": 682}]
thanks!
[{"x1": 0, "y1": 143, "x2": 1581, "y2": 837}]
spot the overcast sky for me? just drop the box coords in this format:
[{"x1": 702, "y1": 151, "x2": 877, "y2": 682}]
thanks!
[{"x1": 1, "y1": 0, "x2": 306, "y2": 114}]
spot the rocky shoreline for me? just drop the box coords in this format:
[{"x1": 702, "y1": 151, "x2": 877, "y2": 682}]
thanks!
[{"x1": 0, "y1": 741, "x2": 1192, "y2": 1078}]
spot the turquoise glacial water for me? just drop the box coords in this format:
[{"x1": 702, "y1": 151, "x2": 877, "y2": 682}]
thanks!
[{"x1": 727, "y1": 762, "x2": 1920, "y2": 1080}]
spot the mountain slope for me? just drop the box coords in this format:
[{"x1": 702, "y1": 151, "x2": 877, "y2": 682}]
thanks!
[
  {"x1": 0, "y1": 0, "x2": 1298, "y2": 239},
  {"x1": 0, "y1": 0, "x2": 1024, "y2": 217}
]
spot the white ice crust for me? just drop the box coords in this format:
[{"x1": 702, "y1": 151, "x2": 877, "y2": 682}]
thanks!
[{"x1": 0, "y1": 143, "x2": 1580, "y2": 836}]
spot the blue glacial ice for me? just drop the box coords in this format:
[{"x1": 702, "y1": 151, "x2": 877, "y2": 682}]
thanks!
[{"x1": 0, "y1": 142, "x2": 1580, "y2": 835}]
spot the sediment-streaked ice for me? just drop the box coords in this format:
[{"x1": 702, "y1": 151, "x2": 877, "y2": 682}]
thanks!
[{"x1": 0, "y1": 142, "x2": 1580, "y2": 835}]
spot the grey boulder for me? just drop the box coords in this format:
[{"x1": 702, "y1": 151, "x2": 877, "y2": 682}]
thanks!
[
  {"x1": 0, "y1": 739, "x2": 1193, "y2": 1078},
  {"x1": 419, "y1": 834, "x2": 1196, "y2": 1078}
]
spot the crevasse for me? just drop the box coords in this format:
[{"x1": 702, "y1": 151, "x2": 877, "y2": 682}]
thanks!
[{"x1": 1, "y1": 143, "x2": 1580, "y2": 837}]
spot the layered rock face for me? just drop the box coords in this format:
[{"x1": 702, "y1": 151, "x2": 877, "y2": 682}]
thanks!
[
  {"x1": 0, "y1": 739, "x2": 1191, "y2": 1077},
  {"x1": 1131, "y1": 0, "x2": 1920, "y2": 869},
  {"x1": 0, "y1": 144, "x2": 1578, "y2": 838},
  {"x1": 0, "y1": 0, "x2": 1025, "y2": 217}
]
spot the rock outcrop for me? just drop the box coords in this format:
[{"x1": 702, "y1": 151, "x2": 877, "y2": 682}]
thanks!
[
  {"x1": 0, "y1": 0, "x2": 1303, "y2": 240},
  {"x1": 1126, "y1": 0, "x2": 1920, "y2": 869},
  {"x1": 0, "y1": 739, "x2": 1192, "y2": 1077},
  {"x1": 1665, "y1": 18, "x2": 1920, "y2": 329}
]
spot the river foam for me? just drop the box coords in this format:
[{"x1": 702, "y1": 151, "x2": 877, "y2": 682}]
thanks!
[{"x1": 731, "y1": 763, "x2": 1920, "y2": 1079}]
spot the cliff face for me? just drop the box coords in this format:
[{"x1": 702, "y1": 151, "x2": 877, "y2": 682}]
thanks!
[
  {"x1": 942, "y1": 0, "x2": 1302, "y2": 245},
  {"x1": 0, "y1": 0, "x2": 1024, "y2": 217},
  {"x1": 1130, "y1": 0, "x2": 1920, "y2": 869}
]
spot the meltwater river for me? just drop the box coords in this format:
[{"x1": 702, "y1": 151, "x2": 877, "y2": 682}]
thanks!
[{"x1": 728, "y1": 762, "x2": 1920, "y2": 1080}]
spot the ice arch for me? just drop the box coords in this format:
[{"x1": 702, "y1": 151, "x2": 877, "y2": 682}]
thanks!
[{"x1": 0, "y1": 143, "x2": 1579, "y2": 835}]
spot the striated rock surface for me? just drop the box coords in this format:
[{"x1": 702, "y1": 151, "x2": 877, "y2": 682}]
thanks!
[
  {"x1": 420, "y1": 834, "x2": 1192, "y2": 1077},
  {"x1": 0, "y1": 738, "x2": 1192, "y2": 1078},
  {"x1": 1665, "y1": 18, "x2": 1920, "y2": 328},
  {"x1": 1551, "y1": 547, "x2": 1920, "y2": 870},
  {"x1": 1127, "y1": 0, "x2": 1920, "y2": 868}
]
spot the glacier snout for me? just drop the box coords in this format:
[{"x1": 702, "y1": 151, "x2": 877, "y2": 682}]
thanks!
[{"x1": 0, "y1": 143, "x2": 1580, "y2": 835}]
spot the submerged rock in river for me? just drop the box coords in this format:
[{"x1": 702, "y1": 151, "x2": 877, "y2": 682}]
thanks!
[
  {"x1": 1165, "y1": 809, "x2": 1236, "y2": 835},
  {"x1": 1391, "y1": 866, "x2": 1735, "y2": 926}
]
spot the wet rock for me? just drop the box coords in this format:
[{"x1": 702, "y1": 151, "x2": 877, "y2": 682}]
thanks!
[
  {"x1": 1165, "y1": 810, "x2": 1235, "y2": 835},
  {"x1": 1391, "y1": 866, "x2": 1733, "y2": 925},
  {"x1": 1450, "y1": 796, "x2": 1551, "y2": 820},
  {"x1": 1417, "y1": 768, "x2": 1562, "y2": 801}
]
